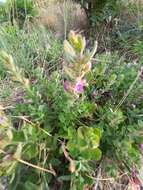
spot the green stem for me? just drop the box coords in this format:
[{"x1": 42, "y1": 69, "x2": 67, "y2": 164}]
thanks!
[{"x1": 114, "y1": 70, "x2": 141, "y2": 112}]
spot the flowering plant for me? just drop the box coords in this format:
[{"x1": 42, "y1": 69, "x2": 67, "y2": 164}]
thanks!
[
  {"x1": 0, "y1": 31, "x2": 101, "y2": 190},
  {"x1": 0, "y1": 31, "x2": 143, "y2": 190},
  {"x1": 63, "y1": 31, "x2": 97, "y2": 96}
]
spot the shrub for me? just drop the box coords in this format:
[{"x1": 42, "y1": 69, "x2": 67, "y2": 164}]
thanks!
[
  {"x1": 0, "y1": 31, "x2": 143, "y2": 190},
  {"x1": 77, "y1": 0, "x2": 118, "y2": 25}
]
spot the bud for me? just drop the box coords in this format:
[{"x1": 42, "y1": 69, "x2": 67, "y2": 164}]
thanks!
[{"x1": 69, "y1": 160, "x2": 76, "y2": 173}]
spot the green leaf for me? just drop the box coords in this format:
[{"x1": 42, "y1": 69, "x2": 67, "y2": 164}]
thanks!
[
  {"x1": 66, "y1": 142, "x2": 79, "y2": 156},
  {"x1": 107, "y1": 74, "x2": 117, "y2": 87},
  {"x1": 23, "y1": 143, "x2": 38, "y2": 160},
  {"x1": 77, "y1": 127, "x2": 85, "y2": 139},
  {"x1": 81, "y1": 148, "x2": 102, "y2": 160},
  {"x1": 13, "y1": 130, "x2": 25, "y2": 142},
  {"x1": 24, "y1": 181, "x2": 38, "y2": 190},
  {"x1": 68, "y1": 127, "x2": 76, "y2": 139},
  {"x1": 138, "y1": 120, "x2": 143, "y2": 127},
  {"x1": 58, "y1": 175, "x2": 71, "y2": 182},
  {"x1": 6, "y1": 161, "x2": 17, "y2": 176},
  {"x1": 14, "y1": 143, "x2": 23, "y2": 159},
  {"x1": 64, "y1": 40, "x2": 76, "y2": 58},
  {"x1": 93, "y1": 128, "x2": 102, "y2": 139}
]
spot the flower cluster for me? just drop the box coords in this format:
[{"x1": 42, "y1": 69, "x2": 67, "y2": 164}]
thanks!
[{"x1": 63, "y1": 31, "x2": 97, "y2": 95}]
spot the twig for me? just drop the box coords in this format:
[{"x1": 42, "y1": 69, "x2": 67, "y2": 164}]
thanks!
[
  {"x1": 12, "y1": 115, "x2": 52, "y2": 137},
  {"x1": 61, "y1": 143, "x2": 75, "y2": 173},
  {"x1": 16, "y1": 158, "x2": 56, "y2": 176},
  {"x1": 61, "y1": 143, "x2": 73, "y2": 163},
  {"x1": 86, "y1": 172, "x2": 128, "y2": 181},
  {"x1": 0, "y1": 105, "x2": 15, "y2": 110},
  {"x1": 93, "y1": 167, "x2": 101, "y2": 190}
]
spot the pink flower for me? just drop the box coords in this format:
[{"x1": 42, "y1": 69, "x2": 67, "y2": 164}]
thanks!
[
  {"x1": 140, "y1": 144, "x2": 143, "y2": 150},
  {"x1": 64, "y1": 78, "x2": 88, "y2": 94},
  {"x1": 74, "y1": 78, "x2": 87, "y2": 94}
]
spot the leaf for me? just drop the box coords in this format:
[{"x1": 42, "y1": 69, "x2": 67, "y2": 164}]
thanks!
[
  {"x1": 68, "y1": 127, "x2": 76, "y2": 139},
  {"x1": 93, "y1": 128, "x2": 102, "y2": 139},
  {"x1": 85, "y1": 127, "x2": 100, "y2": 148},
  {"x1": 78, "y1": 36, "x2": 86, "y2": 55},
  {"x1": 13, "y1": 130, "x2": 25, "y2": 142},
  {"x1": 138, "y1": 120, "x2": 143, "y2": 127},
  {"x1": 5, "y1": 161, "x2": 17, "y2": 176},
  {"x1": 50, "y1": 158, "x2": 61, "y2": 166},
  {"x1": 58, "y1": 175, "x2": 71, "y2": 182},
  {"x1": 24, "y1": 181, "x2": 38, "y2": 190},
  {"x1": 25, "y1": 125, "x2": 38, "y2": 140},
  {"x1": 68, "y1": 31, "x2": 86, "y2": 54},
  {"x1": 107, "y1": 74, "x2": 117, "y2": 87},
  {"x1": 14, "y1": 143, "x2": 23, "y2": 159},
  {"x1": 80, "y1": 148, "x2": 102, "y2": 160},
  {"x1": 66, "y1": 142, "x2": 79, "y2": 156},
  {"x1": 64, "y1": 40, "x2": 76, "y2": 58},
  {"x1": 64, "y1": 66, "x2": 76, "y2": 79},
  {"x1": 23, "y1": 143, "x2": 38, "y2": 160},
  {"x1": 77, "y1": 127, "x2": 85, "y2": 139}
]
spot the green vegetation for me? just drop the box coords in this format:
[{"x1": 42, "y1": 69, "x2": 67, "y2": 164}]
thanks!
[
  {"x1": 0, "y1": 0, "x2": 143, "y2": 190},
  {"x1": 78, "y1": 0, "x2": 118, "y2": 24},
  {"x1": 0, "y1": 0, "x2": 37, "y2": 25}
]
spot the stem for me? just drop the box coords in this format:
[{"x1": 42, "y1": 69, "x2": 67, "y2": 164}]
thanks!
[
  {"x1": 114, "y1": 70, "x2": 141, "y2": 112},
  {"x1": 12, "y1": 115, "x2": 52, "y2": 137},
  {"x1": 16, "y1": 158, "x2": 56, "y2": 176}
]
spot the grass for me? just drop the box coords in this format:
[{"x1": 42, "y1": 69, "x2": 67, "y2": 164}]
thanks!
[{"x1": 0, "y1": 24, "x2": 62, "y2": 107}]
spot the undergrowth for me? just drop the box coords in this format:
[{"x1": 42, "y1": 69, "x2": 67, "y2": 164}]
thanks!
[
  {"x1": 0, "y1": 30, "x2": 143, "y2": 190},
  {"x1": 0, "y1": 1, "x2": 143, "y2": 190}
]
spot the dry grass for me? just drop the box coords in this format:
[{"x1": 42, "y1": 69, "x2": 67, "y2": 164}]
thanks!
[{"x1": 34, "y1": 0, "x2": 88, "y2": 39}]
